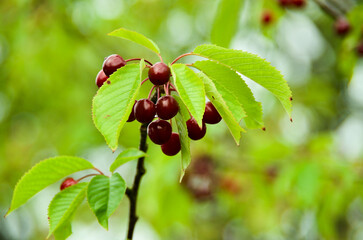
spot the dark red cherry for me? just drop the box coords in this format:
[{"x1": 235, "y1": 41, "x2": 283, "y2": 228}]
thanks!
[
  {"x1": 203, "y1": 102, "x2": 222, "y2": 124},
  {"x1": 357, "y1": 41, "x2": 363, "y2": 56},
  {"x1": 292, "y1": 0, "x2": 305, "y2": 7},
  {"x1": 186, "y1": 118, "x2": 206, "y2": 140},
  {"x1": 335, "y1": 18, "x2": 351, "y2": 36},
  {"x1": 156, "y1": 96, "x2": 179, "y2": 120},
  {"x1": 102, "y1": 54, "x2": 126, "y2": 76},
  {"x1": 261, "y1": 10, "x2": 273, "y2": 25},
  {"x1": 95, "y1": 70, "x2": 109, "y2": 88},
  {"x1": 148, "y1": 120, "x2": 172, "y2": 145},
  {"x1": 148, "y1": 62, "x2": 171, "y2": 85},
  {"x1": 127, "y1": 100, "x2": 137, "y2": 122},
  {"x1": 278, "y1": 0, "x2": 292, "y2": 7},
  {"x1": 60, "y1": 178, "x2": 77, "y2": 191},
  {"x1": 134, "y1": 99, "x2": 156, "y2": 123},
  {"x1": 161, "y1": 133, "x2": 181, "y2": 156}
]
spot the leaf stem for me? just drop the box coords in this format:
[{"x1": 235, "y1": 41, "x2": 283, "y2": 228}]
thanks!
[
  {"x1": 171, "y1": 52, "x2": 194, "y2": 65},
  {"x1": 126, "y1": 58, "x2": 153, "y2": 66}
]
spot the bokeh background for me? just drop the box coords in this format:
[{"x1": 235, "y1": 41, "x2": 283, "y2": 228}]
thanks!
[{"x1": 1, "y1": 0, "x2": 363, "y2": 239}]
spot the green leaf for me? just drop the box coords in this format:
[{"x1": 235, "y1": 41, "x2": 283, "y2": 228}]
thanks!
[
  {"x1": 93, "y1": 61, "x2": 145, "y2": 151},
  {"x1": 7, "y1": 156, "x2": 93, "y2": 216},
  {"x1": 171, "y1": 64, "x2": 206, "y2": 127},
  {"x1": 48, "y1": 182, "x2": 88, "y2": 238},
  {"x1": 53, "y1": 221, "x2": 72, "y2": 240},
  {"x1": 193, "y1": 60, "x2": 264, "y2": 129},
  {"x1": 193, "y1": 45, "x2": 292, "y2": 117},
  {"x1": 211, "y1": 0, "x2": 243, "y2": 48},
  {"x1": 172, "y1": 95, "x2": 192, "y2": 181},
  {"x1": 108, "y1": 28, "x2": 160, "y2": 54},
  {"x1": 110, "y1": 148, "x2": 147, "y2": 172},
  {"x1": 198, "y1": 72, "x2": 245, "y2": 145},
  {"x1": 87, "y1": 173, "x2": 126, "y2": 229}
]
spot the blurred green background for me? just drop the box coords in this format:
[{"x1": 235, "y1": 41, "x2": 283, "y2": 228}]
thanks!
[{"x1": 1, "y1": 0, "x2": 363, "y2": 239}]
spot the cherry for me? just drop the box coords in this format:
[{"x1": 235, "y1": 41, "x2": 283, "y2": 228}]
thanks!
[
  {"x1": 278, "y1": 0, "x2": 292, "y2": 7},
  {"x1": 148, "y1": 62, "x2": 171, "y2": 85},
  {"x1": 95, "y1": 70, "x2": 109, "y2": 88},
  {"x1": 134, "y1": 99, "x2": 156, "y2": 123},
  {"x1": 335, "y1": 18, "x2": 351, "y2": 36},
  {"x1": 261, "y1": 10, "x2": 273, "y2": 25},
  {"x1": 102, "y1": 54, "x2": 126, "y2": 76},
  {"x1": 60, "y1": 178, "x2": 77, "y2": 191},
  {"x1": 127, "y1": 100, "x2": 137, "y2": 122},
  {"x1": 147, "y1": 120, "x2": 172, "y2": 145},
  {"x1": 203, "y1": 102, "x2": 222, "y2": 124},
  {"x1": 292, "y1": 0, "x2": 305, "y2": 7},
  {"x1": 156, "y1": 96, "x2": 179, "y2": 120},
  {"x1": 357, "y1": 41, "x2": 363, "y2": 57},
  {"x1": 186, "y1": 118, "x2": 206, "y2": 140},
  {"x1": 161, "y1": 133, "x2": 181, "y2": 156}
]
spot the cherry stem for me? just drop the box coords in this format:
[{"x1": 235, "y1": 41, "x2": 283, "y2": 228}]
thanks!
[
  {"x1": 126, "y1": 58, "x2": 153, "y2": 66},
  {"x1": 148, "y1": 85, "x2": 156, "y2": 100},
  {"x1": 141, "y1": 77, "x2": 149, "y2": 85},
  {"x1": 158, "y1": 53, "x2": 163, "y2": 62},
  {"x1": 76, "y1": 174, "x2": 98, "y2": 182},
  {"x1": 169, "y1": 82, "x2": 177, "y2": 92},
  {"x1": 157, "y1": 87, "x2": 160, "y2": 99},
  {"x1": 164, "y1": 83, "x2": 170, "y2": 95},
  {"x1": 171, "y1": 52, "x2": 194, "y2": 65},
  {"x1": 93, "y1": 167, "x2": 104, "y2": 175}
]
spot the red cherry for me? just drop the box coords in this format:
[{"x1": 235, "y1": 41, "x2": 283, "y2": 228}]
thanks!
[
  {"x1": 147, "y1": 120, "x2": 172, "y2": 145},
  {"x1": 102, "y1": 54, "x2": 126, "y2": 76},
  {"x1": 127, "y1": 100, "x2": 137, "y2": 122},
  {"x1": 357, "y1": 41, "x2": 363, "y2": 56},
  {"x1": 95, "y1": 70, "x2": 109, "y2": 88},
  {"x1": 278, "y1": 0, "x2": 292, "y2": 7},
  {"x1": 335, "y1": 18, "x2": 351, "y2": 36},
  {"x1": 60, "y1": 178, "x2": 77, "y2": 191},
  {"x1": 292, "y1": 0, "x2": 305, "y2": 7},
  {"x1": 203, "y1": 102, "x2": 222, "y2": 124},
  {"x1": 134, "y1": 99, "x2": 156, "y2": 123},
  {"x1": 261, "y1": 10, "x2": 273, "y2": 25},
  {"x1": 161, "y1": 133, "x2": 181, "y2": 156},
  {"x1": 186, "y1": 118, "x2": 206, "y2": 140},
  {"x1": 148, "y1": 62, "x2": 171, "y2": 85},
  {"x1": 156, "y1": 96, "x2": 179, "y2": 120}
]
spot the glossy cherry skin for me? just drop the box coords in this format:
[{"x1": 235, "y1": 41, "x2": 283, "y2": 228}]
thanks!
[
  {"x1": 203, "y1": 102, "x2": 222, "y2": 124},
  {"x1": 161, "y1": 133, "x2": 181, "y2": 156},
  {"x1": 60, "y1": 178, "x2": 77, "y2": 191},
  {"x1": 156, "y1": 96, "x2": 179, "y2": 120},
  {"x1": 334, "y1": 18, "x2": 351, "y2": 36},
  {"x1": 134, "y1": 99, "x2": 156, "y2": 123},
  {"x1": 95, "y1": 70, "x2": 109, "y2": 88},
  {"x1": 148, "y1": 120, "x2": 172, "y2": 145},
  {"x1": 186, "y1": 118, "x2": 206, "y2": 140},
  {"x1": 148, "y1": 62, "x2": 171, "y2": 85},
  {"x1": 127, "y1": 100, "x2": 137, "y2": 122},
  {"x1": 102, "y1": 54, "x2": 126, "y2": 76}
]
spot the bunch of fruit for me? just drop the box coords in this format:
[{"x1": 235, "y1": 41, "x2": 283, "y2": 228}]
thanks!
[{"x1": 95, "y1": 55, "x2": 222, "y2": 156}]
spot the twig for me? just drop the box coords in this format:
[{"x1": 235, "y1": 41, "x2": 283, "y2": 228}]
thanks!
[
  {"x1": 312, "y1": 0, "x2": 343, "y2": 19},
  {"x1": 126, "y1": 58, "x2": 153, "y2": 66}
]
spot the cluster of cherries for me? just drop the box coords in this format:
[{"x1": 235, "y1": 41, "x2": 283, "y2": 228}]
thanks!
[{"x1": 95, "y1": 54, "x2": 222, "y2": 156}]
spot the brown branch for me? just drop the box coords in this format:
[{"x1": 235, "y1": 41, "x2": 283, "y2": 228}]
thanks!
[{"x1": 312, "y1": 0, "x2": 344, "y2": 19}]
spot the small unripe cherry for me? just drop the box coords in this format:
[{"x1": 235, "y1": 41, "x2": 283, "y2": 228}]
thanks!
[
  {"x1": 95, "y1": 70, "x2": 109, "y2": 88},
  {"x1": 148, "y1": 120, "x2": 172, "y2": 145},
  {"x1": 186, "y1": 118, "x2": 206, "y2": 140},
  {"x1": 161, "y1": 133, "x2": 181, "y2": 156},
  {"x1": 334, "y1": 18, "x2": 351, "y2": 36},
  {"x1": 156, "y1": 96, "x2": 179, "y2": 120},
  {"x1": 203, "y1": 102, "x2": 222, "y2": 124},
  {"x1": 148, "y1": 62, "x2": 171, "y2": 85},
  {"x1": 60, "y1": 178, "x2": 77, "y2": 191},
  {"x1": 261, "y1": 10, "x2": 273, "y2": 25},
  {"x1": 134, "y1": 99, "x2": 156, "y2": 123},
  {"x1": 127, "y1": 100, "x2": 137, "y2": 122},
  {"x1": 102, "y1": 54, "x2": 126, "y2": 76}
]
